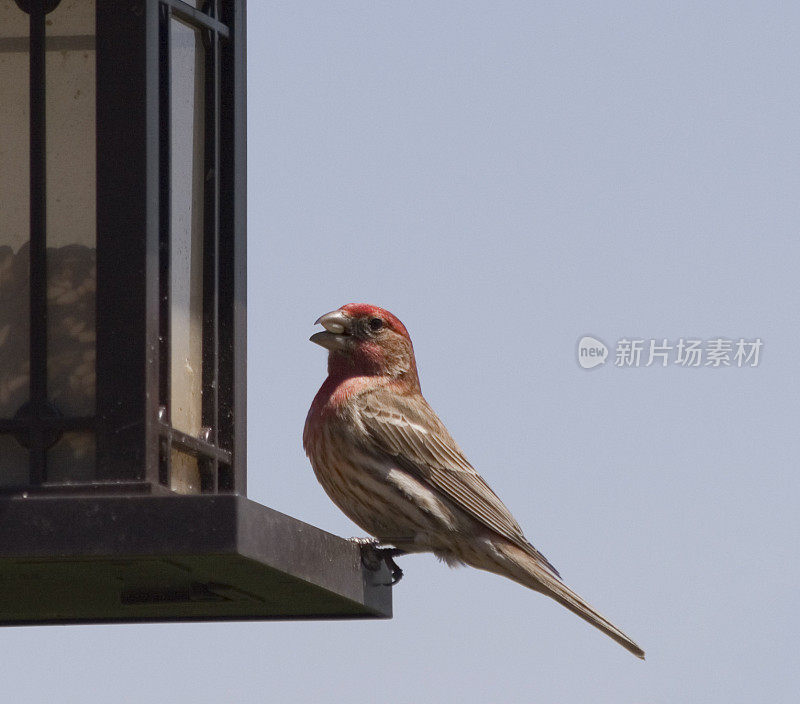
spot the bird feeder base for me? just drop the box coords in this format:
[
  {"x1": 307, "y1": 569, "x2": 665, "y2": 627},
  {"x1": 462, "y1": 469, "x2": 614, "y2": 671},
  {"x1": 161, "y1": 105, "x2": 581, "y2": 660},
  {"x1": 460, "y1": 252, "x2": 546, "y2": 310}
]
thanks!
[{"x1": 0, "y1": 494, "x2": 392, "y2": 625}]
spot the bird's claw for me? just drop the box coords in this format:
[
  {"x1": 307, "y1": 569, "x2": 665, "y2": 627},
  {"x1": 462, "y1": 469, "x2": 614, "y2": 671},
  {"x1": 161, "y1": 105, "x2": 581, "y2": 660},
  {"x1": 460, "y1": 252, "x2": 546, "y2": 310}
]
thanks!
[
  {"x1": 356, "y1": 542, "x2": 407, "y2": 586},
  {"x1": 381, "y1": 548, "x2": 406, "y2": 585}
]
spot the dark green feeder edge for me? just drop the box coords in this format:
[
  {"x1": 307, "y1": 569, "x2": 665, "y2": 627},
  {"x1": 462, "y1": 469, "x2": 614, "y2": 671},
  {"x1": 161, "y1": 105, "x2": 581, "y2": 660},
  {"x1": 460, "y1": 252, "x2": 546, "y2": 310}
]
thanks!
[{"x1": 0, "y1": 494, "x2": 393, "y2": 625}]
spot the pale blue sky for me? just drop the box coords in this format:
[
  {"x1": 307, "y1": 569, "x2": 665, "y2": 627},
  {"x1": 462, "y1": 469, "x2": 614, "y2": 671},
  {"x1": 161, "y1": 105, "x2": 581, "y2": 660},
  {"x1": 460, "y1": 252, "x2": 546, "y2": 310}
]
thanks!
[{"x1": 7, "y1": 2, "x2": 800, "y2": 702}]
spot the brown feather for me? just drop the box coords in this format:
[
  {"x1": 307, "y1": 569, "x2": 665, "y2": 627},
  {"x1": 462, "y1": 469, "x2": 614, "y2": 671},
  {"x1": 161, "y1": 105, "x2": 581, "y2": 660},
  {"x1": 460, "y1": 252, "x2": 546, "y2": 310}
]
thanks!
[{"x1": 357, "y1": 388, "x2": 561, "y2": 578}]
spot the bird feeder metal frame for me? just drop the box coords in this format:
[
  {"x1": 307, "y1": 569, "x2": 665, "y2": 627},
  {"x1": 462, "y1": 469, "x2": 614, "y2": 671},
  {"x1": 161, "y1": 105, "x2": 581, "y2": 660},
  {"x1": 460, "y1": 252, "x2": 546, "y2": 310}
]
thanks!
[{"x1": 0, "y1": 0, "x2": 392, "y2": 624}]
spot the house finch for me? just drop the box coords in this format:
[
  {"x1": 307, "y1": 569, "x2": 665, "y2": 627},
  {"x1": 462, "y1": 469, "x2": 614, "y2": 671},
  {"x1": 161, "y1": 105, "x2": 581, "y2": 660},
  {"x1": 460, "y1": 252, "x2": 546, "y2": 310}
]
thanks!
[{"x1": 303, "y1": 303, "x2": 644, "y2": 659}]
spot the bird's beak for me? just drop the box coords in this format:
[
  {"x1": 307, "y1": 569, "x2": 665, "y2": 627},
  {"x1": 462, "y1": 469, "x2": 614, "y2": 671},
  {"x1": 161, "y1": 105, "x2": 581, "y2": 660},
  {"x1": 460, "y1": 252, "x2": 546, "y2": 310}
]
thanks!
[{"x1": 310, "y1": 309, "x2": 352, "y2": 351}]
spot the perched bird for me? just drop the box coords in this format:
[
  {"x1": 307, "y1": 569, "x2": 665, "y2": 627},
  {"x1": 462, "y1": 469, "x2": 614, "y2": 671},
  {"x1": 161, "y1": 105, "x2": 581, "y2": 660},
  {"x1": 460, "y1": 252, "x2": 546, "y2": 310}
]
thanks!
[{"x1": 303, "y1": 303, "x2": 644, "y2": 659}]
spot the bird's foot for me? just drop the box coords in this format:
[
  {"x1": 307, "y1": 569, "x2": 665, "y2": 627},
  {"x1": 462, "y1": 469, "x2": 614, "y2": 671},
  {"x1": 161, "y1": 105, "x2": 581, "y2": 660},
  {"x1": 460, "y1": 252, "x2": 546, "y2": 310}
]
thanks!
[
  {"x1": 352, "y1": 539, "x2": 407, "y2": 586},
  {"x1": 380, "y1": 548, "x2": 406, "y2": 586}
]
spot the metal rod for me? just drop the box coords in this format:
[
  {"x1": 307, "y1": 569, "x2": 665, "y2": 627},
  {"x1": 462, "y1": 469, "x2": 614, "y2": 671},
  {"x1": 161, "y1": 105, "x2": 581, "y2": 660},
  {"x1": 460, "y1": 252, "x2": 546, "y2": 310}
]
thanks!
[
  {"x1": 158, "y1": 2, "x2": 173, "y2": 488},
  {"x1": 158, "y1": 423, "x2": 232, "y2": 465},
  {"x1": 211, "y1": 2, "x2": 221, "y2": 493},
  {"x1": 201, "y1": 0, "x2": 221, "y2": 492},
  {"x1": 28, "y1": 0, "x2": 47, "y2": 483},
  {"x1": 0, "y1": 417, "x2": 95, "y2": 433},
  {"x1": 163, "y1": 0, "x2": 230, "y2": 39}
]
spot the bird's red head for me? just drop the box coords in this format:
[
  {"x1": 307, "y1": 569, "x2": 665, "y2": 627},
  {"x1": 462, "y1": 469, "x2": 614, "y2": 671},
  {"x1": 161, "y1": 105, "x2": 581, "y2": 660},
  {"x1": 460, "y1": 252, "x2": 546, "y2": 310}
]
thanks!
[{"x1": 310, "y1": 303, "x2": 419, "y2": 388}]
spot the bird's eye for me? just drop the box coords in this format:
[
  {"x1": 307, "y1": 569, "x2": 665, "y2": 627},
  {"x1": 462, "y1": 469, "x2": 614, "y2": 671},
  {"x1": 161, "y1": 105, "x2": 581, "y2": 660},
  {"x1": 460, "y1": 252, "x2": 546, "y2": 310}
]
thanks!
[{"x1": 368, "y1": 317, "x2": 383, "y2": 331}]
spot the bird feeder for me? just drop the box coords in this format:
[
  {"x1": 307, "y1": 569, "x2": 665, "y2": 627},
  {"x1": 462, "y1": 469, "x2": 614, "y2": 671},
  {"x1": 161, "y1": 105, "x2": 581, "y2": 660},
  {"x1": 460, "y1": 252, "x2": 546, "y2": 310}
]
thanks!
[{"x1": 0, "y1": 0, "x2": 390, "y2": 624}]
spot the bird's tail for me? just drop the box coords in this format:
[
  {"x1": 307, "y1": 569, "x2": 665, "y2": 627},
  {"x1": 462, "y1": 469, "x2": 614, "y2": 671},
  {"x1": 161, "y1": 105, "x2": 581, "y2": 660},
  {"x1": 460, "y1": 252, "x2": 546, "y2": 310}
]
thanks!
[{"x1": 486, "y1": 542, "x2": 645, "y2": 659}]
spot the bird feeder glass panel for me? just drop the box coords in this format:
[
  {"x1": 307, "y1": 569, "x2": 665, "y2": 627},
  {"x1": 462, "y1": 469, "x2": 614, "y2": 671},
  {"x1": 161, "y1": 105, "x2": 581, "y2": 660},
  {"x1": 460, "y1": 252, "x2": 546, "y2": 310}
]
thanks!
[
  {"x1": 168, "y1": 17, "x2": 206, "y2": 493},
  {"x1": 0, "y1": 0, "x2": 30, "y2": 483},
  {"x1": 1, "y1": 1, "x2": 240, "y2": 493},
  {"x1": 0, "y1": 0, "x2": 96, "y2": 486},
  {"x1": 45, "y1": 0, "x2": 96, "y2": 480}
]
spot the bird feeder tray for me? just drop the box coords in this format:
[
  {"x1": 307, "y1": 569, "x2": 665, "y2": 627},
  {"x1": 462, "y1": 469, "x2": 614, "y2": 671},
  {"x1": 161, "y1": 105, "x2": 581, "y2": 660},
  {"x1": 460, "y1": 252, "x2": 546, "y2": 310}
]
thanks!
[{"x1": 0, "y1": 493, "x2": 392, "y2": 624}]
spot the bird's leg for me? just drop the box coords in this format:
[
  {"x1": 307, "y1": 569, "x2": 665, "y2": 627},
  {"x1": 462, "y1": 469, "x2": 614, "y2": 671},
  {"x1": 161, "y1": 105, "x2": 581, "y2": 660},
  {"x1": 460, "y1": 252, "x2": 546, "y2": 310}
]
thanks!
[
  {"x1": 348, "y1": 537, "x2": 408, "y2": 586},
  {"x1": 380, "y1": 547, "x2": 407, "y2": 585}
]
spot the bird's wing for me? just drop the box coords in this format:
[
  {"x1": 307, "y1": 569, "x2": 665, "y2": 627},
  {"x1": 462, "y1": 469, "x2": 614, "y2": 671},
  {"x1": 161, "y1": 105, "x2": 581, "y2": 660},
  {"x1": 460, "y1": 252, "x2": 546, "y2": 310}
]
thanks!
[{"x1": 358, "y1": 389, "x2": 560, "y2": 578}]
